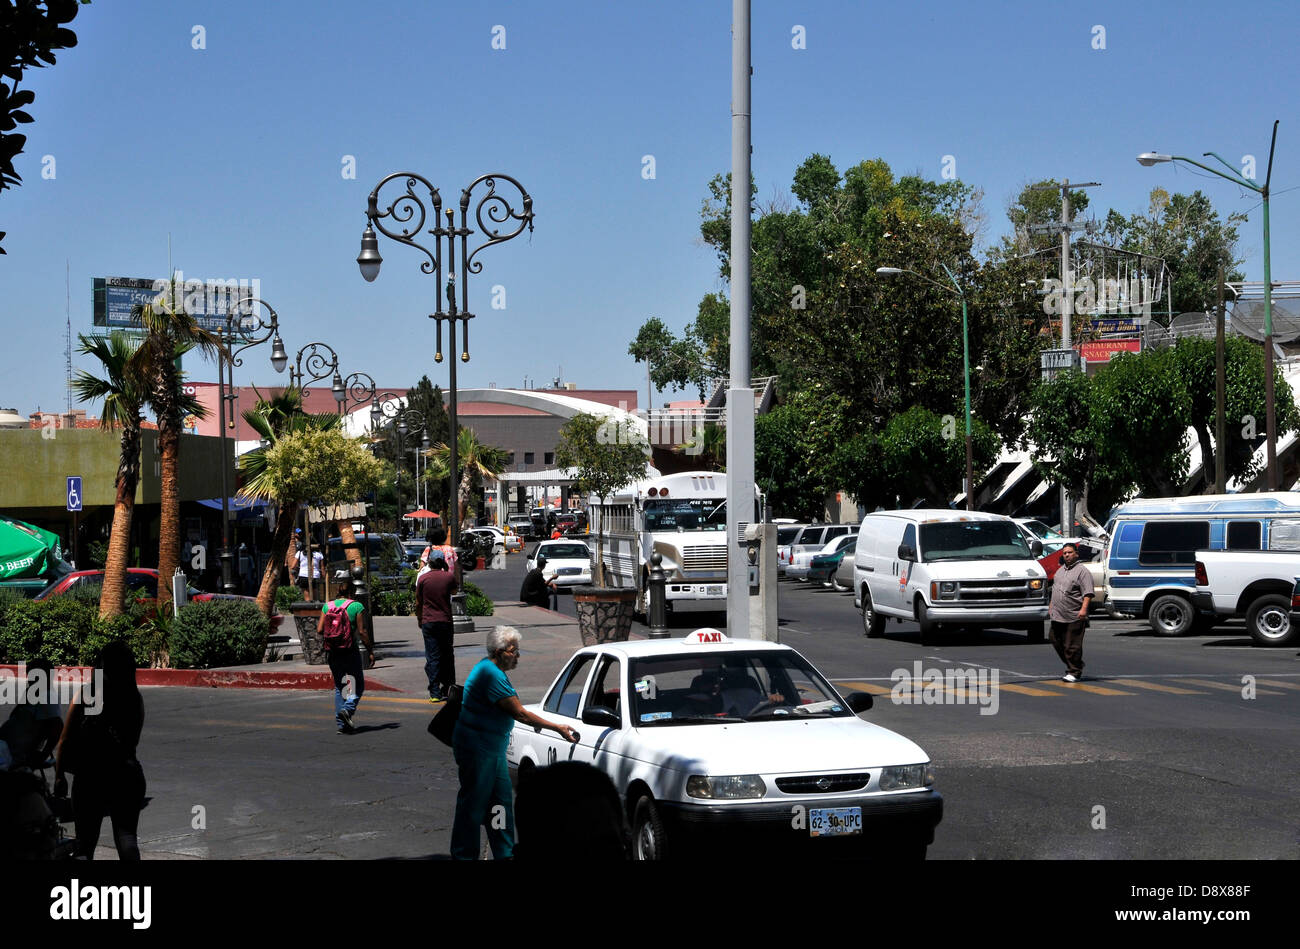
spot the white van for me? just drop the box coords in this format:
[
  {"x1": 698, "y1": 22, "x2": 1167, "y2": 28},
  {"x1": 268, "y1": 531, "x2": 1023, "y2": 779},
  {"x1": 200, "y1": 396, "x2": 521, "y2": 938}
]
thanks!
[{"x1": 852, "y1": 510, "x2": 1049, "y2": 644}]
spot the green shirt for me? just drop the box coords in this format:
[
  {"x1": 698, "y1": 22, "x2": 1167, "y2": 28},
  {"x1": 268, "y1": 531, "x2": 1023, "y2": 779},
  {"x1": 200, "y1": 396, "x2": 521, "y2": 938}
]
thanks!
[
  {"x1": 321, "y1": 598, "x2": 365, "y2": 644},
  {"x1": 456, "y1": 657, "x2": 518, "y2": 752}
]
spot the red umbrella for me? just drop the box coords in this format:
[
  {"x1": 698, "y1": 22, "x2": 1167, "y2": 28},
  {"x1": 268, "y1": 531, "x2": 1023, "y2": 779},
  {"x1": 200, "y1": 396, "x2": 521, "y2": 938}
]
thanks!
[{"x1": 403, "y1": 509, "x2": 442, "y2": 519}]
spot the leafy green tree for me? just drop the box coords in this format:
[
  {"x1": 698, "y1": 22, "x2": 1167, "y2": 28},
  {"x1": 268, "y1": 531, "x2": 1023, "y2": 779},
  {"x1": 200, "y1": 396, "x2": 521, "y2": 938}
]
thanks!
[
  {"x1": 239, "y1": 387, "x2": 349, "y2": 613},
  {"x1": 554, "y1": 413, "x2": 649, "y2": 584},
  {"x1": 1100, "y1": 188, "x2": 1246, "y2": 314},
  {"x1": 0, "y1": 0, "x2": 90, "y2": 253},
  {"x1": 1165, "y1": 336, "x2": 1300, "y2": 491},
  {"x1": 71, "y1": 332, "x2": 147, "y2": 619},
  {"x1": 425, "y1": 427, "x2": 509, "y2": 529},
  {"x1": 755, "y1": 391, "x2": 848, "y2": 520},
  {"x1": 132, "y1": 274, "x2": 222, "y2": 608}
]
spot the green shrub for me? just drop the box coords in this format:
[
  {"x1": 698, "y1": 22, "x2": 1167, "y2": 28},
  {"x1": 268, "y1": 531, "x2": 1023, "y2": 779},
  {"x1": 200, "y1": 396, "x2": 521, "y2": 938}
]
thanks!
[
  {"x1": 463, "y1": 581, "x2": 493, "y2": 617},
  {"x1": 373, "y1": 589, "x2": 414, "y2": 616},
  {"x1": 170, "y1": 600, "x2": 269, "y2": 669},
  {"x1": 87, "y1": 539, "x2": 109, "y2": 568},
  {"x1": 0, "y1": 598, "x2": 96, "y2": 665},
  {"x1": 274, "y1": 585, "x2": 301, "y2": 613}
]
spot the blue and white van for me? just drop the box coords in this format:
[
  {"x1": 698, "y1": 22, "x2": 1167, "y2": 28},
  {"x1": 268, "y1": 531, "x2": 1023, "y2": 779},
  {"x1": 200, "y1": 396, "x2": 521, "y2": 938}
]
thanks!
[{"x1": 1103, "y1": 492, "x2": 1300, "y2": 635}]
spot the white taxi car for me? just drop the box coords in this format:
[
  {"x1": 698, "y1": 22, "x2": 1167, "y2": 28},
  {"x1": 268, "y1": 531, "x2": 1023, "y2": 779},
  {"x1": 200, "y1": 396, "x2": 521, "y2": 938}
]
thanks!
[
  {"x1": 526, "y1": 540, "x2": 592, "y2": 589},
  {"x1": 507, "y1": 629, "x2": 942, "y2": 860}
]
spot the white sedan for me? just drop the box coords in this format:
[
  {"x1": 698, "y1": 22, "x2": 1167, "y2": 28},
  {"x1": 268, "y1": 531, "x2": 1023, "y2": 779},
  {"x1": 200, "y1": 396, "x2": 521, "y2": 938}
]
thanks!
[
  {"x1": 506, "y1": 629, "x2": 942, "y2": 860},
  {"x1": 526, "y1": 539, "x2": 593, "y2": 588}
]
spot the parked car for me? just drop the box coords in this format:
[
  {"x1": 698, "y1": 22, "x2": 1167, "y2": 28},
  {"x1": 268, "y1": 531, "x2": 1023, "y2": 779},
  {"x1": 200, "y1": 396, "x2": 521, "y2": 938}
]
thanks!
[
  {"x1": 36, "y1": 568, "x2": 284, "y2": 631},
  {"x1": 506, "y1": 628, "x2": 942, "y2": 860},
  {"x1": 526, "y1": 540, "x2": 592, "y2": 589},
  {"x1": 808, "y1": 539, "x2": 855, "y2": 587},
  {"x1": 787, "y1": 532, "x2": 857, "y2": 583},
  {"x1": 853, "y1": 510, "x2": 1047, "y2": 644},
  {"x1": 507, "y1": 514, "x2": 535, "y2": 539},
  {"x1": 327, "y1": 532, "x2": 407, "y2": 591},
  {"x1": 775, "y1": 524, "x2": 808, "y2": 578}
]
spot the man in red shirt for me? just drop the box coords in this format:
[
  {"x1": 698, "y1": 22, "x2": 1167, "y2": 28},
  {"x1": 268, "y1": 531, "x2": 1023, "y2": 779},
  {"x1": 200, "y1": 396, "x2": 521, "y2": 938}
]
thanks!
[{"x1": 417, "y1": 558, "x2": 459, "y2": 703}]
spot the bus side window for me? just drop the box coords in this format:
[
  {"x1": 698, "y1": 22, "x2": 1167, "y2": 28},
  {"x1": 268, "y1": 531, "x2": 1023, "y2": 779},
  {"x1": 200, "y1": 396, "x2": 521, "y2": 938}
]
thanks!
[{"x1": 1226, "y1": 521, "x2": 1261, "y2": 550}]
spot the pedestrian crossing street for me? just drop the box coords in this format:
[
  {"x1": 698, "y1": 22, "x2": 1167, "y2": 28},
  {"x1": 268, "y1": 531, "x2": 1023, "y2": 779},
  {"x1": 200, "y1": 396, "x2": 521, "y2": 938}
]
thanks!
[{"x1": 831, "y1": 675, "x2": 1300, "y2": 700}]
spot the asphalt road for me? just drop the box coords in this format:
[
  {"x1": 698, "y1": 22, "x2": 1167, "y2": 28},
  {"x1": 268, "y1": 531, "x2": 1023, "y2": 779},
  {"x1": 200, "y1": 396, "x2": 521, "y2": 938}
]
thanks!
[{"x1": 63, "y1": 552, "x2": 1300, "y2": 860}]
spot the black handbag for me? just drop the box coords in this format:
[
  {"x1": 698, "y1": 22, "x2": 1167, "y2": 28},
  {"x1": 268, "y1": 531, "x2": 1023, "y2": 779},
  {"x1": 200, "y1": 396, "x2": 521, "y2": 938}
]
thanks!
[{"x1": 427, "y1": 684, "x2": 463, "y2": 746}]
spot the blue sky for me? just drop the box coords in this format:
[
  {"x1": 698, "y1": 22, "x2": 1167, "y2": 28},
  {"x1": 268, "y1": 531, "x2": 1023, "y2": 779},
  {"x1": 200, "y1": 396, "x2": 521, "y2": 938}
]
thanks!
[{"x1": 4, "y1": 0, "x2": 1298, "y2": 417}]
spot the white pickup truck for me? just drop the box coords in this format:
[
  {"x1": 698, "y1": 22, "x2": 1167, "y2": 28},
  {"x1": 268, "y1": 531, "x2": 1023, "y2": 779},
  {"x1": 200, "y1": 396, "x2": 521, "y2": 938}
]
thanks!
[{"x1": 1192, "y1": 549, "x2": 1300, "y2": 646}]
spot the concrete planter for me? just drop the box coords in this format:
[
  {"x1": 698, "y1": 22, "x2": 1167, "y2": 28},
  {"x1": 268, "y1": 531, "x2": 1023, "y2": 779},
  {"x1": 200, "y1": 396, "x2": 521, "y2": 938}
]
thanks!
[
  {"x1": 290, "y1": 601, "x2": 327, "y2": 665},
  {"x1": 573, "y1": 586, "x2": 637, "y2": 646}
]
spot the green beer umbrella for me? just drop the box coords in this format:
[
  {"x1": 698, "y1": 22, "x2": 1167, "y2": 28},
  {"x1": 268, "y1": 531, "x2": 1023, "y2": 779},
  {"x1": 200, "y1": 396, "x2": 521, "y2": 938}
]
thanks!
[{"x1": 0, "y1": 516, "x2": 64, "y2": 579}]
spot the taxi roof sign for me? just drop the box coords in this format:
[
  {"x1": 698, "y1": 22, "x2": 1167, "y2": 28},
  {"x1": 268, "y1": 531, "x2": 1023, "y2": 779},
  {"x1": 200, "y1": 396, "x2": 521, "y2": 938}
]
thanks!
[{"x1": 683, "y1": 628, "x2": 729, "y2": 644}]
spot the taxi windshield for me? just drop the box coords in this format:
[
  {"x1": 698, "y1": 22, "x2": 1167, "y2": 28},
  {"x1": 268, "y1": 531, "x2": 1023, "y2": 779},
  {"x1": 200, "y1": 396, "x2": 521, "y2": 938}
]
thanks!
[{"x1": 629, "y1": 650, "x2": 852, "y2": 725}]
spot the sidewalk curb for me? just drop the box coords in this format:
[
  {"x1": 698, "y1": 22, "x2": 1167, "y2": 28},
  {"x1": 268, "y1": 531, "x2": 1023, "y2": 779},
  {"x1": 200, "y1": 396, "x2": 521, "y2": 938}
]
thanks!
[{"x1": 0, "y1": 664, "x2": 401, "y2": 692}]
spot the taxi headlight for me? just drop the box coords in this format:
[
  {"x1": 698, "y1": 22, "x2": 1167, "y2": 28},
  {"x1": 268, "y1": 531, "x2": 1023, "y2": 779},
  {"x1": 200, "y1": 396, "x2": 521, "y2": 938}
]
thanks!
[
  {"x1": 879, "y1": 764, "x2": 934, "y2": 791},
  {"x1": 686, "y1": 774, "x2": 767, "y2": 800}
]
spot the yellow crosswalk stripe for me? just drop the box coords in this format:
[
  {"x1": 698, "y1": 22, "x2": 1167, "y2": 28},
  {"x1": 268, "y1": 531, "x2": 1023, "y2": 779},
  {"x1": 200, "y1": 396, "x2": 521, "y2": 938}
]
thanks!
[
  {"x1": 997, "y1": 683, "x2": 1064, "y2": 696},
  {"x1": 1041, "y1": 680, "x2": 1134, "y2": 696},
  {"x1": 199, "y1": 719, "x2": 315, "y2": 731},
  {"x1": 1179, "y1": 678, "x2": 1283, "y2": 695},
  {"x1": 1109, "y1": 679, "x2": 1207, "y2": 695},
  {"x1": 363, "y1": 695, "x2": 443, "y2": 705},
  {"x1": 1254, "y1": 679, "x2": 1300, "y2": 691},
  {"x1": 831, "y1": 680, "x2": 894, "y2": 695}
]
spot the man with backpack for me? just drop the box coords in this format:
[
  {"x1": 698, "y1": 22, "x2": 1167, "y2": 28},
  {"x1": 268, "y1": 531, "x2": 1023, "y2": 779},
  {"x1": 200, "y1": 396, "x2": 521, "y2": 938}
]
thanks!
[{"x1": 317, "y1": 576, "x2": 375, "y2": 734}]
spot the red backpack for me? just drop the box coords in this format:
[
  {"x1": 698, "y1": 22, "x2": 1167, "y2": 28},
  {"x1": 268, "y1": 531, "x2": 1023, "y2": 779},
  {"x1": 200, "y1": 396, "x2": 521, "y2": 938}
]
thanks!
[{"x1": 321, "y1": 599, "x2": 355, "y2": 650}]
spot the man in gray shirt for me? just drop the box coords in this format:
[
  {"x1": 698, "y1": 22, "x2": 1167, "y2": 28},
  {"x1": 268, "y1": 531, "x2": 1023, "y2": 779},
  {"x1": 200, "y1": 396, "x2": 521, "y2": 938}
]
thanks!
[{"x1": 1048, "y1": 543, "x2": 1095, "y2": 682}]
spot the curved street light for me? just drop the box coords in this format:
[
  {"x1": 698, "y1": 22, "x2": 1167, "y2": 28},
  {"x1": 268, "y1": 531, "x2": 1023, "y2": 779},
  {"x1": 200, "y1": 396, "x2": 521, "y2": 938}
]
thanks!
[
  {"x1": 371, "y1": 391, "x2": 427, "y2": 534},
  {"x1": 1137, "y1": 120, "x2": 1281, "y2": 489},
  {"x1": 215, "y1": 296, "x2": 286, "y2": 592},
  {"x1": 357, "y1": 171, "x2": 534, "y2": 542},
  {"x1": 877, "y1": 265, "x2": 974, "y2": 509}
]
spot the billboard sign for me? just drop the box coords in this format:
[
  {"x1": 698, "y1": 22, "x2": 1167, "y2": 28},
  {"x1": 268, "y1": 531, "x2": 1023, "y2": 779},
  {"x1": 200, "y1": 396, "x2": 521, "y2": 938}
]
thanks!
[
  {"x1": 1078, "y1": 338, "x2": 1141, "y2": 364},
  {"x1": 93, "y1": 274, "x2": 258, "y2": 334}
]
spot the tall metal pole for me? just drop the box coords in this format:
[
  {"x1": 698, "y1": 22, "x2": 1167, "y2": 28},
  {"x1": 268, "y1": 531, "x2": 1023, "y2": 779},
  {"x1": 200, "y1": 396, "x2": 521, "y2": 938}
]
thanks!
[
  {"x1": 1216, "y1": 267, "x2": 1227, "y2": 494},
  {"x1": 216, "y1": 333, "x2": 233, "y2": 593},
  {"x1": 1262, "y1": 139, "x2": 1277, "y2": 490},
  {"x1": 1060, "y1": 181, "x2": 1073, "y2": 533},
  {"x1": 726, "y1": 0, "x2": 755, "y2": 638},
  {"x1": 961, "y1": 295, "x2": 973, "y2": 510}
]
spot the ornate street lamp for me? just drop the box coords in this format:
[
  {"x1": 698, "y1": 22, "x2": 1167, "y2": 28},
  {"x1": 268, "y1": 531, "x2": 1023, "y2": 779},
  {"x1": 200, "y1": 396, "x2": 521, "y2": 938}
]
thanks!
[
  {"x1": 286, "y1": 340, "x2": 377, "y2": 416},
  {"x1": 357, "y1": 172, "x2": 534, "y2": 542},
  {"x1": 215, "y1": 296, "x2": 285, "y2": 593},
  {"x1": 371, "y1": 392, "x2": 427, "y2": 536}
]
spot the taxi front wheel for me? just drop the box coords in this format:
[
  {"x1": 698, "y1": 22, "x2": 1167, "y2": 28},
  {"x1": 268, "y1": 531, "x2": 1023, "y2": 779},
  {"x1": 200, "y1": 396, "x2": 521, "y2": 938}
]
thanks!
[{"x1": 631, "y1": 795, "x2": 668, "y2": 861}]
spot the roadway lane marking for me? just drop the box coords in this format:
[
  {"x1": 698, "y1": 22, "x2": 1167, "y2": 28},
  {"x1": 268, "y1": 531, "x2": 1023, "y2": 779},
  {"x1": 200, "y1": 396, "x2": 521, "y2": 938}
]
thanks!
[
  {"x1": 997, "y1": 683, "x2": 1064, "y2": 697},
  {"x1": 198, "y1": 719, "x2": 315, "y2": 731},
  {"x1": 1254, "y1": 679, "x2": 1300, "y2": 691},
  {"x1": 1108, "y1": 679, "x2": 1207, "y2": 695},
  {"x1": 361, "y1": 695, "x2": 445, "y2": 705},
  {"x1": 1179, "y1": 678, "x2": 1283, "y2": 695},
  {"x1": 830, "y1": 680, "x2": 894, "y2": 695},
  {"x1": 1039, "y1": 680, "x2": 1134, "y2": 695}
]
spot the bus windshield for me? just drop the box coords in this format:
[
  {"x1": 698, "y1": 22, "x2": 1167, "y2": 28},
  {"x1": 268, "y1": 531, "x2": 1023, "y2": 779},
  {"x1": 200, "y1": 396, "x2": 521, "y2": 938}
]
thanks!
[{"x1": 643, "y1": 498, "x2": 726, "y2": 532}]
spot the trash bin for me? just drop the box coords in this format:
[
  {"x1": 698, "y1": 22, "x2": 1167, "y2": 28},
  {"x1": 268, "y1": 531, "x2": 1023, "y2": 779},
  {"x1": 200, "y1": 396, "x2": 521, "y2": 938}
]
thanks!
[
  {"x1": 290, "y1": 601, "x2": 327, "y2": 665},
  {"x1": 573, "y1": 587, "x2": 637, "y2": 647}
]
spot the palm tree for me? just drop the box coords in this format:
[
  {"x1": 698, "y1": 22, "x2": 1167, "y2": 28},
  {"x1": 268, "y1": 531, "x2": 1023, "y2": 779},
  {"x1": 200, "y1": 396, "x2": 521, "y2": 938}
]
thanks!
[
  {"x1": 239, "y1": 387, "x2": 342, "y2": 613},
  {"x1": 131, "y1": 275, "x2": 223, "y2": 608},
  {"x1": 71, "y1": 332, "x2": 148, "y2": 620},
  {"x1": 425, "y1": 427, "x2": 509, "y2": 529}
]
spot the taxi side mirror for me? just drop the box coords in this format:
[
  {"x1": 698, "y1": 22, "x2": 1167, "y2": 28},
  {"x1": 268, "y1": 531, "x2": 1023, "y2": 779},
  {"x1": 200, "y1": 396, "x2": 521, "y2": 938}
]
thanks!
[
  {"x1": 843, "y1": 691, "x2": 873, "y2": 713},
  {"x1": 582, "y1": 706, "x2": 620, "y2": 730}
]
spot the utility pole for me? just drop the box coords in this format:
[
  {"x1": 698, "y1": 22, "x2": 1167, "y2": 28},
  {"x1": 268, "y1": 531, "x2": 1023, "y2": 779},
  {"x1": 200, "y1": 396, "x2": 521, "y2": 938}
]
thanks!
[
  {"x1": 1215, "y1": 267, "x2": 1227, "y2": 494},
  {"x1": 1029, "y1": 178, "x2": 1100, "y2": 533},
  {"x1": 725, "y1": 0, "x2": 755, "y2": 638}
]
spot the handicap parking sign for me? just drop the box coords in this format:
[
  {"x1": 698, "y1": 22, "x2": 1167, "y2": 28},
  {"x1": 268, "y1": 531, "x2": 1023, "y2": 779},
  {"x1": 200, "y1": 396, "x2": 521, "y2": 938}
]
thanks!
[{"x1": 67, "y1": 476, "x2": 82, "y2": 512}]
